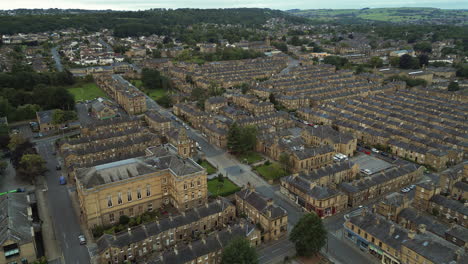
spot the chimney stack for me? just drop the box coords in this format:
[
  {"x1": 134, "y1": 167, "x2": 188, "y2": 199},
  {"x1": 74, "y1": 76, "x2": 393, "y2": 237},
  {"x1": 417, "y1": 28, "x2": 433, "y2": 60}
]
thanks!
[{"x1": 418, "y1": 224, "x2": 426, "y2": 234}]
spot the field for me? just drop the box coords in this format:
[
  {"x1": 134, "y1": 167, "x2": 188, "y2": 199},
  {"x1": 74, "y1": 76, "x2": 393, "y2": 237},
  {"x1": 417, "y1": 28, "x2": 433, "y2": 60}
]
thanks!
[
  {"x1": 288, "y1": 8, "x2": 468, "y2": 23},
  {"x1": 254, "y1": 162, "x2": 288, "y2": 182},
  {"x1": 207, "y1": 178, "x2": 241, "y2": 197},
  {"x1": 68, "y1": 82, "x2": 107, "y2": 102}
]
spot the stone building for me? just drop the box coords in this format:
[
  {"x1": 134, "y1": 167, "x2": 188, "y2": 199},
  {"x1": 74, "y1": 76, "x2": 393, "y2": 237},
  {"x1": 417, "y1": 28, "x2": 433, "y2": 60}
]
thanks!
[
  {"x1": 149, "y1": 221, "x2": 261, "y2": 264},
  {"x1": 144, "y1": 110, "x2": 172, "y2": 134},
  {"x1": 235, "y1": 186, "x2": 288, "y2": 242},
  {"x1": 95, "y1": 74, "x2": 147, "y2": 115},
  {"x1": 75, "y1": 145, "x2": 208, "y2": 228},
  {"x1": 302, "y1": 125, "x2": 357, "y2": 157},
  {"x1": 344, "y1": 210, "x2": 467, "y2": 264},
  {"x1": 0, "y1": 193, "x2": 40, "y2": 264},
  {"x1": 94, "y1": 199, "x2": 236, "y2": 264}
]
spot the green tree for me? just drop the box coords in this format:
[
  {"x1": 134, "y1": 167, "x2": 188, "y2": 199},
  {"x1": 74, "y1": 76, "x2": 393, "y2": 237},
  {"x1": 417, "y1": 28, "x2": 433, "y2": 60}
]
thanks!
[
  {"x1": 369, "y1": 57, "x2": 383, "y2": 68},
  {"x1": 141, "y1": 68, "x2": 162, "y2": 90},
  {"x1": 399, "y1": 54, "x2": 419, "y2": 69},
  {"x1": 52, "y1": 109, "x2": 77, "y2": 125},
  {"x1": 0, "y1": 160, "x2": 7, "y2": 175},
  {"x1": 290, "y1": 213, "x2": 327, "y2": 257},
  {"x1": 389, "y1": 57, "x2": 400, "y2": 67},
  {"x1": 17, "y1": 154, "x2": 46, "y2": 183},
  {"x1": 227, "y1": 122, "x2": 241, "y2": 154},
  {"x1": 239, "y1": 125, "x2": 257, "y2": 154},
  {"x1": 448, "y1": 81, "x2": 459, "y2": 91},
  {"x1": 8, "y1": 134, "x2": 26, "y2": 151},
  {"x1": 413, "y1": 42, "x2": 432, "y2": 53},
  {"x1": 323, "y1": 56, "x2": 348, "y2": 69},
  {"x1": 119, "y1": 215, "x2": 130, "y2": 225},
  {"x1": 221, "y1": 237, "x2": 258, "y2": 264},
  {"x1": 156, "y1": 94, "x2": 173, "y2": 108},
  {"x1": 279, "y1": 153, "x2": 292, "y2": 173}
]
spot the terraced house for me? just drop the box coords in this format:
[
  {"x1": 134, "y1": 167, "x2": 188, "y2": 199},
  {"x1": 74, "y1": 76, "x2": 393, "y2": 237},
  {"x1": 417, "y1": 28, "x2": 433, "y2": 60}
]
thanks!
[
  {"x1": 94, "y1": 199, "x2": 236, "y2": 264},
  {"x1": 338, "y1": 164, "x2": 423, "y2": 207},
  {"x1": 75, "y1": 145, "x2": 208, "y2": 228},
  {"x1": 235, "y1": 186, "x2": 288, "y2": 242},
  {"x1": 95, "y1": 73, "x2": 147, "y2": 115},
  {"x1": 302, "y1": 125, "x2": 357, "y2": 157},
  {"x1": 150, "y1": 221, "x2": 261, "y2": 264},
  {"x1": 0, "y1": 193, "x2": 40, "y2": 264},
  {"x1": 304, "y1": 90, "x2": 466, "y2": 171},
  {"x1": 344, "y1": 210, "x2": 467, "y2": 264},
  {"x1": 280, "y1": 162, "x2": 358, "y2": 218}
]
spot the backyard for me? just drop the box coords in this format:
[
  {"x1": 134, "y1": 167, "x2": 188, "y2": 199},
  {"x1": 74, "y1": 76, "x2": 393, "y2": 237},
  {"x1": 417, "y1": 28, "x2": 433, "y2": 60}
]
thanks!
[
  {"x1": 254, "y1": 162, "x2": 288, "y2": 182},
  {"x1": 207, "y1": 177, "x2": 241, "y2": 197},
  {"x1": 67, "y1": 82, "x2": 107, "y2": 102}
]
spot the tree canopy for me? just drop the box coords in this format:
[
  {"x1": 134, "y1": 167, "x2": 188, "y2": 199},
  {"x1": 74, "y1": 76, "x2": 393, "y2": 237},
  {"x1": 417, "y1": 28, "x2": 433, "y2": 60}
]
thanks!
[
  {"x1": 17, "y1": 154, "x2": 46, "y2": 183},
  {"x1": 290, "y1": 213, "x2": 327, "y2": 257},
  {"x1": 221, "y1": 237, "x2": 258, "y2": 264},
  {"x1": 227, "y1": 123, "x2": 257, "y2": 154}
]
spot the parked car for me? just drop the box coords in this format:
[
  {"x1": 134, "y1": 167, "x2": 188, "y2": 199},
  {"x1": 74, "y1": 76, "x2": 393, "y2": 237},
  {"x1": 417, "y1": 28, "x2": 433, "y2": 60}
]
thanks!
[
  {"x1": 78, "y1": 235, "x2": 86, "y2": 245},
  {"x1": 55, "y1": 165, "x2": 61, "y2": 170},
  {"x1": 360, "y1": 169, "x2": 372, "y2": 175},
  {"x1": 364, "y1": 151, "x2": 371, "y2": 155},
  {"x1": 371, "y1": 148, "x2": 380, "y2": 153},
  {"x1": 409, "y1": 185, "x2": 416, "y2": 190},
  {"x1": 401, "y1": 188, "x2": 410, "y2": 193}
]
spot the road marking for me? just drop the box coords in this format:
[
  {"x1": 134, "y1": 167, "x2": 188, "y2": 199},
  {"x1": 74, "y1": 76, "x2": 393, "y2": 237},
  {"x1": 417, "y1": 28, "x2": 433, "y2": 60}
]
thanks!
[{"x1": 272, "y1": 248, "x2": 282, "y2": 253}]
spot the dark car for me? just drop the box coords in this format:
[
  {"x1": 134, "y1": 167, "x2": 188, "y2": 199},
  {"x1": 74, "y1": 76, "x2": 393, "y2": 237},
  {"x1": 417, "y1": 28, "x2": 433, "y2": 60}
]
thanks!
[{"x1": 55, "y1": 165, "x2": 61, "y2": 170}]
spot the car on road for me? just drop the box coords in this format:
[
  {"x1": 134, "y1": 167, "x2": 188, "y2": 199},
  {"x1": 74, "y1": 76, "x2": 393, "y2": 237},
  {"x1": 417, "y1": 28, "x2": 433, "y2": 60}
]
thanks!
[
  {"x1": 380, "y1": 152, "x2": 389, "y2": 157},
  {"x1": 409, "y1": 184, "x2": 416, "y2": 190},
  {"x1": 78, "y1": 235, "x2": 86, "y2": 245},
  {"x1": 59, "y1": 176, "x2": 67, "y2": 185},
  {"x1": 371, "y1": 148, "x2": 380, "y2": 153},
  {"x1": 55, "y1": 165, "x2": 61, "y2": 170},
  {"x1": 364, "y1": 151, "x2": 371, "y2": 155}
]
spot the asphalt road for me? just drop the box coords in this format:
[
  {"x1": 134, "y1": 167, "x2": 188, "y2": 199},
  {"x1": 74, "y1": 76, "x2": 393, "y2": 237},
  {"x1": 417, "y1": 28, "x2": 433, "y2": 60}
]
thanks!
[
  {"x1": 36, "y1": 140, "x2": 91, "y2": 264},
  {"x1": 144, "y1": 86, "x2": 382, "y2": 264},
  {"x1": 51, "y1": 47, "x2": 63, "y2": 72}
]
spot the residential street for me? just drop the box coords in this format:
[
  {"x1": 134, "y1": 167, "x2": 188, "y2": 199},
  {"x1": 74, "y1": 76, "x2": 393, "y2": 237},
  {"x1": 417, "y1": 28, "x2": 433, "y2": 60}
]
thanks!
[
  {"x1": 36, "y1": 140, "x2": 91, "y2": 264},
  {"x1": 144, "y1": 87, "x2": 379, "y2": 264}
]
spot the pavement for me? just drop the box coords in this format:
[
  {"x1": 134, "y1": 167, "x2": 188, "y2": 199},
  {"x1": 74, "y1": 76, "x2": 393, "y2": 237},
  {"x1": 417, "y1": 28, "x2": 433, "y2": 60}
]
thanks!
[
  {"x1": 143, "y1": 79, "x2": 382, "y2": 264},
  {"x1": 36, "y1": 139, "x2": 91, "y2": 264}
]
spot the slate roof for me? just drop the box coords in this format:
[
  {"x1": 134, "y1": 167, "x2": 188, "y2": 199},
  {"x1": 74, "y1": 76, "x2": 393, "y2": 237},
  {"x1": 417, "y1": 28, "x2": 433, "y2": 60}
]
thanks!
[
  {"x1": 76, "y1": 145, "x2": 203, "y2": 189},
  {"x1": 150, "y1": 221, "x2": 257, "y2": 264},
  {"x1": 96, "y1": 199, "x2": 233, "y2": 254},
  {"x1": 235, "y1": 189, "x2": 287, "y2": 219},
  {"x1": 430, "y1": 195, "x2": 468, "y2": 216},
  {"x1": 0, "y1": 193, "x2": 34, "y2": 246},
  {"x1": 36, "y1": 109, "x2": 54, "y2": 124}
]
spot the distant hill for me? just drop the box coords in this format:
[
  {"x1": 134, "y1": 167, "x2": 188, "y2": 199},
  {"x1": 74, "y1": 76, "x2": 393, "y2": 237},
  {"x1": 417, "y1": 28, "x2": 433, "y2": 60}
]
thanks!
[
  {"x1": 0, "y1": 8, "x2": 308, "y2": 35},
  {"x1": 287, "y1": 7, "x2": 468, "y2": 24}
]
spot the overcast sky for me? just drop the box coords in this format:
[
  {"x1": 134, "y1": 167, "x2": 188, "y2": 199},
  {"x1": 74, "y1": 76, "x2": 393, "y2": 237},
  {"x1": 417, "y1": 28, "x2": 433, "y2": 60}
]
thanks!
[{"x1": 1, "y1": 0, "x2": 467, "y2": 10}]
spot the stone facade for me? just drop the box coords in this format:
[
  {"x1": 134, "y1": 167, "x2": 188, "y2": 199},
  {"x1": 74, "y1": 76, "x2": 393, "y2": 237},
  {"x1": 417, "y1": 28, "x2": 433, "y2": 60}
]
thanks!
[
  {"x1": 235, "y1": 187, "x2": 288, "y2": 242},
  {"x1": 75, "y1": 145, "x2": 208, "y2": 228}
]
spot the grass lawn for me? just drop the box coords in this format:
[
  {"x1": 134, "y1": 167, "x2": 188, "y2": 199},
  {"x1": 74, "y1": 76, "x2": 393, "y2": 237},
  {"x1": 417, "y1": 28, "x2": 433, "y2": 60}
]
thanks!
[
  {"x1": 199, "y1": 160, "x2": 217, "y2": 175},
  {"x1": 237, "y1": 152, "x2": 264, "y2": 164},
  {"x1": 68, "y1": 82, "x2": 107, "y2": 102},
  {"x1": 207, "y1": 178, "x2": 241, "y2": 197},
  {"x1": 254, "y1": 162, "x2": 288, "y2": 181},
  {"x1": 146, "y1": 89, "x2": 166, "y2": 101},
  {"x1": 130, "y1": 79, "x2": 143, "y2": 88}
]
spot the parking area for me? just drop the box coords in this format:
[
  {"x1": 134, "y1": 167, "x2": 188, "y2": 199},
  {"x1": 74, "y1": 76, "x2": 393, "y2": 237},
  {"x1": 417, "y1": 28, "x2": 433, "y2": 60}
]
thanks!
[{"x1": 350, "y1": 154, "x2": 394, "y2": 174}]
